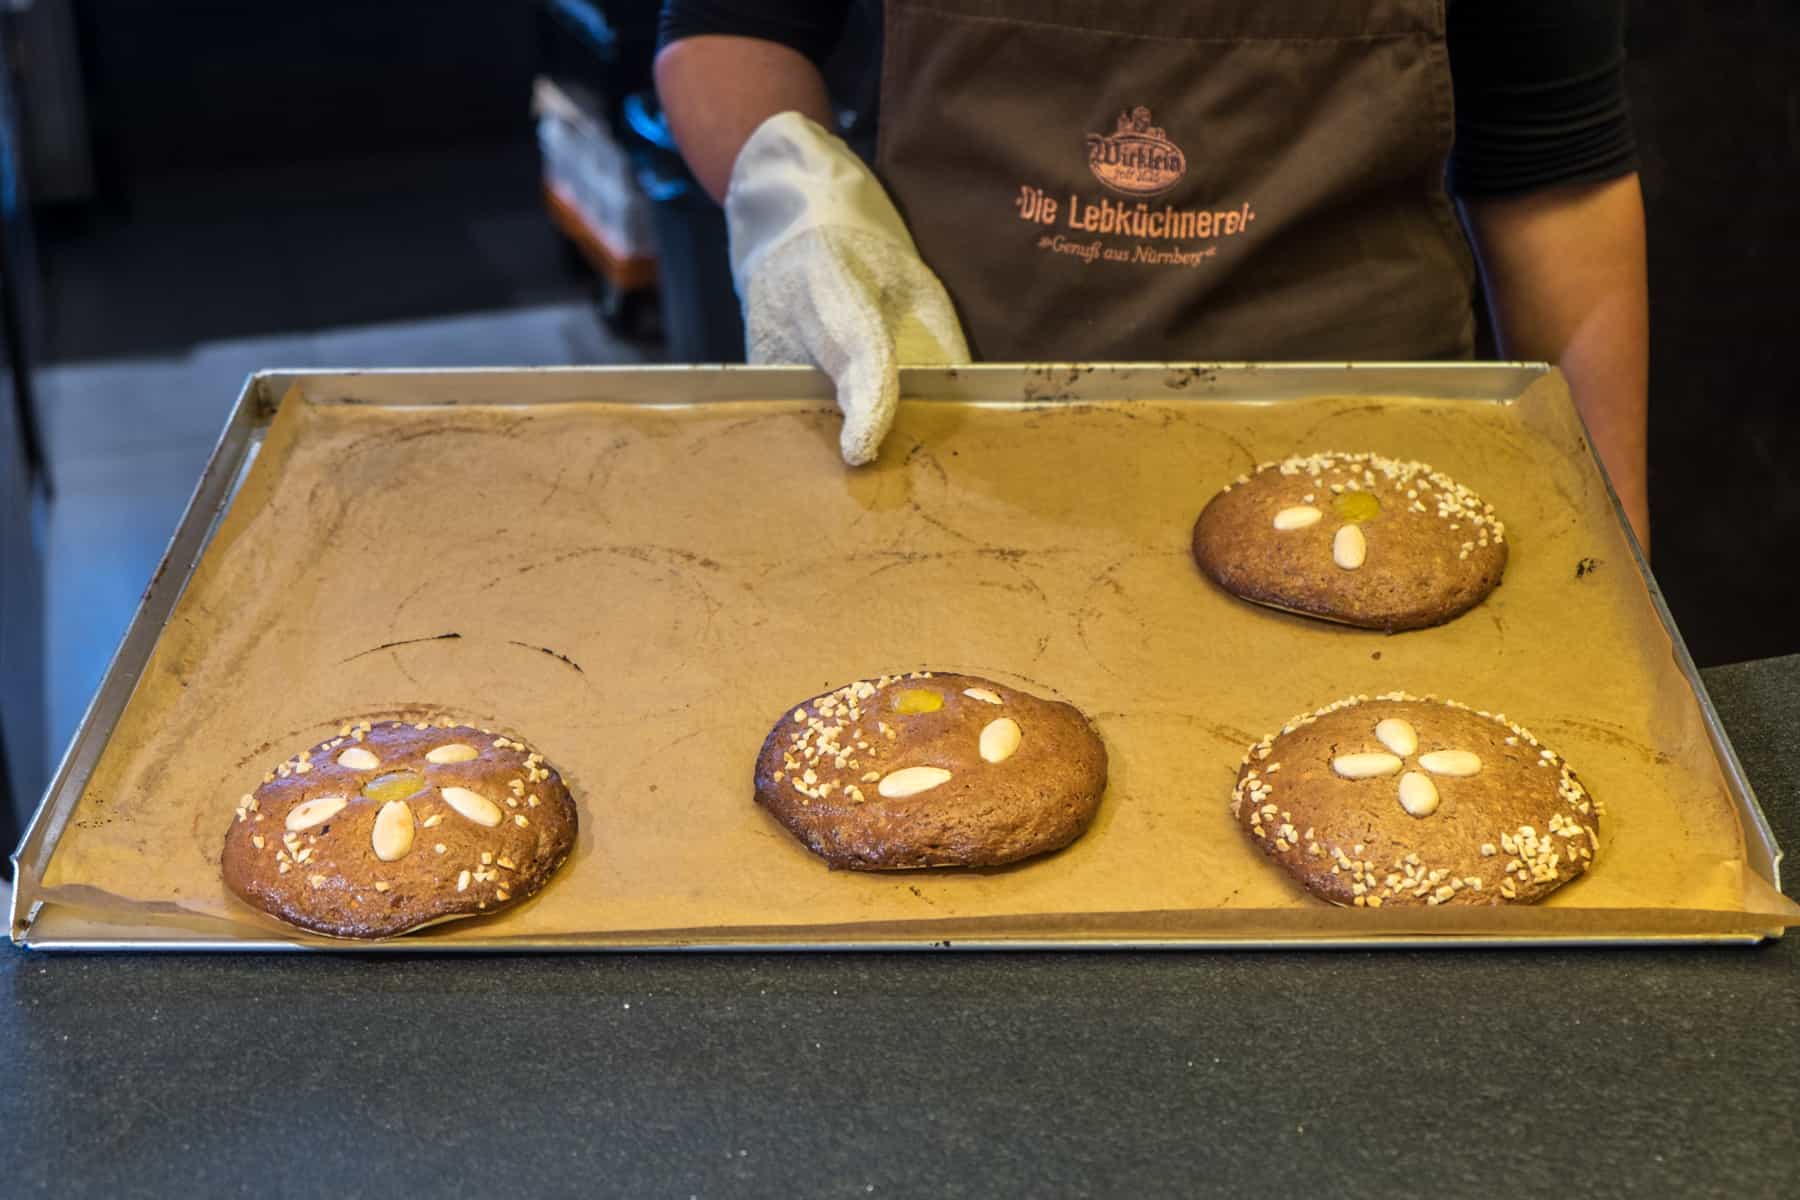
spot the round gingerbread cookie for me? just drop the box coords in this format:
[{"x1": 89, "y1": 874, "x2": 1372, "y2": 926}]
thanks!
[
  {"x1": 1191, "y1": 451, "x2": 1507, "y2": 630},
  {"x1": 754, "y1": 672, "x2": 1108, "y2": 870},
  {"x1": 222, "y1": 719, "x2": 578, "y2": 938},
  {"x1": 1231, "y1": 693, "x2": 1601, "y2": 907}
]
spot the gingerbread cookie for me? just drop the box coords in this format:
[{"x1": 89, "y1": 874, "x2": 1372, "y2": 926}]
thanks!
[
  {"x1": 1231, "y1": 694, "x2": 1600, "y2": 907},
  {"x1": 222, "y1": 719, "x2": 578, "y2": 938},
  {"x1": 755, "y1": 672, "x2": 1107, "y2": 869},
  {"x1": 1191, "y1": 451, "x2": 1507, "y2": 630}
]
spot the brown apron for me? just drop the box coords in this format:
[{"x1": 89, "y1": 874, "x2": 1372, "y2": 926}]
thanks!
[{"x1": 875, "y1": 0, "x2": 1476, "y2": 362}]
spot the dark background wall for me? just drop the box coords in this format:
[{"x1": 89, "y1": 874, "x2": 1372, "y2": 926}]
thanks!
[
  {"x1": 33, "y1": 0, "x2": 1800, "y2": 669},
  {"x1": 35, "y1": 1, "x2": 590, "y2": 362},
  {"x1": 75, "y1": 0, "x2": 538, "y2": 177},
  {"x1": 1626, "y1": 2, "x2": 1799, "y2": 668}
]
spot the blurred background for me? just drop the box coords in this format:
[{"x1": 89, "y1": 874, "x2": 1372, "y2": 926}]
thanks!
[{"x1": 0, "y1": 2, "x2": 1796, "y2": 859}]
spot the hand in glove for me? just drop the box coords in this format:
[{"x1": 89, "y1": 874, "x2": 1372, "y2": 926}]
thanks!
[{"x1": 725, "y1": 112, "x2": 969, "y2": 465}]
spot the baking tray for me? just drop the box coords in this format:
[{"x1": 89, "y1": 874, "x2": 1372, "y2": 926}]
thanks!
[{"x1": 10, "y1": 364, "x2": 1791, "y2": 950}]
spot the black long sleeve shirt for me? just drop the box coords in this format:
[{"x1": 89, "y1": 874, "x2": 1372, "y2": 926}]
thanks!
[{"x1": 658, "y1": 0, "x2": 1638, "y2": 197}]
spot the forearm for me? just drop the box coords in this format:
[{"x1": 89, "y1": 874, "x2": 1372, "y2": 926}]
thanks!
[
  {"x1": 654, "y1": 35, "x2": 836, "y2": 204},
  {"x1": 1462, "y1": 174, "x2": 1650, "y2": 551}
]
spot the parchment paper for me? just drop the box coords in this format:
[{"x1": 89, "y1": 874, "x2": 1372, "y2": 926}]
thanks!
[{"x1": 36, "y1": 373, "x2": 1800, "y2": 943}]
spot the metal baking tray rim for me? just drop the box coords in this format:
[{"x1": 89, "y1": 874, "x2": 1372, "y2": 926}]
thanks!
[
  {"x1": 10, "y1": 363, "x2": 1784, "y2": 949},
  {"x1": 15, "y1": 935, "x2": 1776, "y2": 953}
]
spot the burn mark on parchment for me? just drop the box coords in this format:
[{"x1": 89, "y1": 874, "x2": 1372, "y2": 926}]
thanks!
[
  {"x1": 508, "y1": 641, "x2": 585, "y2": 675},
  {"x1": 484, "y1": 542, "x2": 723, "y2": 591},
  {"x1": 388, "y1": 575, "x2": 440, "y2": 626},
  {"x1": 537, "y1": 462, "x2": 570, "y2": 511},
  {"x1": 908, "y1": 501, "x2": 977, "y2": 546},
  {"x1": 903, "y1": 437, "x2": 951, "y2": 490},
  {"x1": 1288, "y1": 403, "x2": 1394, "y2": 449},
  {"x1": 1089, "y1": 710, "x2": 1257, "y2": 751},
  {"x1": 1533, "y1": 714, "x2": 1664, "y2": 764},
  {"x1": 1549, "y1": 476, "x2": 1585, "y2": 524},
  {"x1": 337, "y1": 630, "x2": 587, "y2": 680},
  {"x1": 1073, "y1": 559, "x2": 1133, "y2": 683},
  {"x1": 836, "y1": 545, "x2": 1053, "y2": 615},
  {"x1": 1187, "y1": 420, "x2": 1257, "y2": 476},
  {"x1": 234, "y1": 723, "x2": 320, "y2": 769},
  {"x1": 1576, "y1": 556, "x2": 1602, "y2": 579},
  {"x1": 684, "y1": 409, "x2": 823, "y2": 458},
  {"x1": 338, "y1": 632, "x2": 462, "y2": 664},
  {"x1": 345, "y1": 416, "x2": 534, "y2": 455},
  {"x1": 582, "y1": 434, "x2": 635, "y2": 512}
]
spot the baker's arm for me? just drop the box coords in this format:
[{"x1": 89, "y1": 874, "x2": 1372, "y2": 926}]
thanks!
[
  {"x1": 1461, "y1": 175, "x2": 1650, "y2": 551},
  {"x1": 654, "y1": 35, "x2": 835, "y2": 204},
  {"x1": 655, "y1": 16, "x2": 969, "y2": 465},
  {"x1": 1446, "y1": 0, "x2": 1646, "y2": 550}
]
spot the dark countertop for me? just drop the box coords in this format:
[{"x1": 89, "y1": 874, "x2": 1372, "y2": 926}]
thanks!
[{"x1": 4, "y1": 656, "x2": 1797, "y2": 1198}]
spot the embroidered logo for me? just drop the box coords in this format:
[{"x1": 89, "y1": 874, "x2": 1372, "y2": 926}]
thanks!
[
  {"x1": 1086, "y1": 107, "x2": 1187, "y2": 197},
  {"x1": 1009, "y1": 105, "x2": 1252, "y2": 269}
]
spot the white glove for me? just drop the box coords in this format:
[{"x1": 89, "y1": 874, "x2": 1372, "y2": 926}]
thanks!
[{"x1": 725, "y1": 112, "x2": 970, "y2": 465}]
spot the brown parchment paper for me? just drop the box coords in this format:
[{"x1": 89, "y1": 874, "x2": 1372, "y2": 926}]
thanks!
[{"x1": 35, "y1": 373, "x2": 1800, "y2": 944}]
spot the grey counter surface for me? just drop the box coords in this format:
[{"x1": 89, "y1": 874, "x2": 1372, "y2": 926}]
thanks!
[{"x1": 4, "y1": 656, "x2": 1797, "y2": 1198}]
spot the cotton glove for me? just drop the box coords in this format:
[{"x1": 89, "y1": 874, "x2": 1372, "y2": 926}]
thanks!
[{"x1": 726, "y1": 112, "x2": 969, "y2": 465}]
